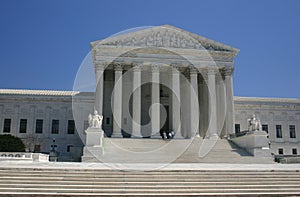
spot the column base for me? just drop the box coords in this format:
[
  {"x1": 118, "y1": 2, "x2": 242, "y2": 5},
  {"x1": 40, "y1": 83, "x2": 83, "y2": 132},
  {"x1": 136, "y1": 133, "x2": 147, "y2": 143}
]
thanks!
[
  {"x1": 205, "y1": 133, "x2": 219, "y2": 140},
  {"x1": 112, "y1": 132, "x2": 123, "y2": 138}
]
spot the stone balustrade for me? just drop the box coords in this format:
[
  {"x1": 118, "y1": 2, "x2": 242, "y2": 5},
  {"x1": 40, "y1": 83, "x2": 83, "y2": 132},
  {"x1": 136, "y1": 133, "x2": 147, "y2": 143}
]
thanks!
[{"x1": 0, "y1": 152, "x2": 49, "y2": 162}]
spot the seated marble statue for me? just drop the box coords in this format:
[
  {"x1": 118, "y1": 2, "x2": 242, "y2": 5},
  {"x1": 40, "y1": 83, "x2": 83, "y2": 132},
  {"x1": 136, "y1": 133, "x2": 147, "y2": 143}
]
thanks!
[
  {"x1": 88, "y1": 109, "x2": 103, "y2": 129},
  {"x1": 247, "y1": 114, "x2": 262, "y2": 131}
]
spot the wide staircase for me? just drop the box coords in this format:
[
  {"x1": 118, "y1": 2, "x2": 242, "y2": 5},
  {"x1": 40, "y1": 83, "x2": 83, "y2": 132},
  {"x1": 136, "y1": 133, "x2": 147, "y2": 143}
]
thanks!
[
  {"x1": 0, "y1": 167, "x2": 300, "y2": 196},
  {"x1": 97, "y1": 138, "x2": 273, "y2": 164}
]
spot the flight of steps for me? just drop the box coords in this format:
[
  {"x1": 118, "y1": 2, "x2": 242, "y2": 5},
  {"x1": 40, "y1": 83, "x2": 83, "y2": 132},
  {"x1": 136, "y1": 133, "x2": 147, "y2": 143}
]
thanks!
[
  {"x1": 0, "y1": 167, "x2": 300, "y2": 196},
  {"x1": 98, "y1": 138, "x2": 274, "y2": 164}
]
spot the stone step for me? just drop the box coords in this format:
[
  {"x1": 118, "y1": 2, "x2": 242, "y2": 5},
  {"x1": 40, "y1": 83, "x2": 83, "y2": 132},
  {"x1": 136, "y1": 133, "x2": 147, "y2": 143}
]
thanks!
[
  {"x1": 0, "y1": 187, "x2": 300, "y2": 193},
  {"x1": 0, "y1": 174, "x2": 299, "y2": 195},
  {"x1": 0, "y1": 182, "x2": 299, "y2": 188},
  {"x1": 1, "y1": 173, "x2": 300, "y2": 179},
  {"x1": 98, "y1": 138, "x2": 274, "y2": 164},
  {"x1": 2, "y1": 176, "x2": 300, "y2": 182},
  {"x1": 1, "y1": 164, "x2": 299, "y2": 196},
  {"x1": 1, "y1": 180, "x2": 300, "y2": 185}
]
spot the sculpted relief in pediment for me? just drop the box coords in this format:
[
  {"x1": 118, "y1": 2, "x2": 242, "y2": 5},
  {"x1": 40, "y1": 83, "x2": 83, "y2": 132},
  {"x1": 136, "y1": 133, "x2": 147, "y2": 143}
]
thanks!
[{"x1": 98, "y1": 27, "x2": 230, "y2": 52}]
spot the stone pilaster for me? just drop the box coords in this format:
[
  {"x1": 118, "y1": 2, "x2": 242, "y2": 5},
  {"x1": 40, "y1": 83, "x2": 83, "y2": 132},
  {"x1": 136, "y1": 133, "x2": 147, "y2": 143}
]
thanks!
[
  {"x1": 45, "y1": 106, "x2": 51, "y2": 138},
  {"x1": 0, "y1": 105, "x2": 3, "y2": 133},
  {"x1": 13, "y1": 105, "x2": 19, "y2": 136},
  {"x1": 112, "y1": 64, "x2": 123, "y2": 137},
  {"x1": 61, "y1": 107, "x2": 67, "y2": 137},
  {"x1": 29, "y1": 105, "x2": 36, "y2": 134}
]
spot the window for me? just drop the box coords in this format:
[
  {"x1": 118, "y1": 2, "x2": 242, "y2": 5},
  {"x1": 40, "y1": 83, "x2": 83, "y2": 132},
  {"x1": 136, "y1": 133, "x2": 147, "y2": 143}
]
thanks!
[
  {"x1": 278, "y1": 148, "x2": 283, "y2": 155},
  {"x1": 67, "y1": 120, "x2": 75, "y2": 134},
  {"x1": 51, "y1": 120, "x2": 59, "y2": 134},
  {"x1": 3, "y1": 119, "x2": 11, "y2": 133},
  {"x1": 235, "y1": 124, "x2": 240, "y2": 134},
  {"x1": 19, "y1": 119, "x2": 27, "y2": 133},
  {"x1": 35, "y1": 119, "x2": 43, "y2": 134},
  {"x1": 262, "y1": 124, "x2": 268, "y2": 133},
  {"x1": 276, "y1": 125, "x2": 282, "y2": 138},
  {"x1": 289, "y1": 125, "x2": 296, "y2": 138},
  {"x1": 292, "y1": 148, "x2": 297, "y2": 155},
  {"x1": 67, "y1": 145, "x2": 73, "y2": 152},
  {"x1": 83, "y1": 120, "x2": 89, "y2": 130}
]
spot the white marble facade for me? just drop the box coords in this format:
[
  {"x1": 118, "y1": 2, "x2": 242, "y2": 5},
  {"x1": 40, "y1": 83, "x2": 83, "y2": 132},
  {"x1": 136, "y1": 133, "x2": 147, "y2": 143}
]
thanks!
[
  {"x1": 0, "y1": 90, "x2": 299, "y2": 159},
  {"x1": 0, "y1": 25, "x2": 299, "y2": 160},
  {"x1": 91, "y1": 25, "x2": 238, "y2": 139}
]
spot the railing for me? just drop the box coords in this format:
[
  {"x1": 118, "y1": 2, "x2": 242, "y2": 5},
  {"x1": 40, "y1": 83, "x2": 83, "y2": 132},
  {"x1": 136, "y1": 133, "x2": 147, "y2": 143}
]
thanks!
[{"x1": 0, "y1": 152, "x2": 49, "y2": 162}]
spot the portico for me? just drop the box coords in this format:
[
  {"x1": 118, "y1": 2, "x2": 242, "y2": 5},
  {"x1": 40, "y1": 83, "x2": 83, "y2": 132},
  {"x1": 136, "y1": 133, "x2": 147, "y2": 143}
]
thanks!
[{"x1": 91, "y1": 25, "x2": 239, "y2": 139}]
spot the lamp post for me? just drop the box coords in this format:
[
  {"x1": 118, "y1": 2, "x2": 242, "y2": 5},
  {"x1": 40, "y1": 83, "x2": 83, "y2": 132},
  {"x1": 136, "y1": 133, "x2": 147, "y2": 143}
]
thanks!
[{"x1": 49, "y1": 138, "x2": 58, "y2": 162}]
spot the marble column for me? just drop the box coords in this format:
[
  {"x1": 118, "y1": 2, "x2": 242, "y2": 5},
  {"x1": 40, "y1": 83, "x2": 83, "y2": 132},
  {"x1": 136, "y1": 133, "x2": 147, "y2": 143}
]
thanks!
[
  {"x1": 181, "y1": 71, "x2": 189, "y2": 138},
  {"x1": 151, "y1": 65, "x2": 160, "y2": 135},
  {"x1": 132, "y1": 65, "x2": 141, "y2": 136},
  {"x1": 190, "y1": 66, "x2": 199, "y2": 137},
  {"x1": 171, "y1": 66, "x2": 181, "y2": 137},
  {"x1": 207, "y1": 68, "x2": 218, "y2": 139},
  {"x1": 113, "y1": 64, "x2": 123, "y2": 137},
  {"x1": 224, "y1": 67, "x2": 234, "y2": 137},
  {"x1": 95, "y1": 63, "x2": 105, "y2": 115}
]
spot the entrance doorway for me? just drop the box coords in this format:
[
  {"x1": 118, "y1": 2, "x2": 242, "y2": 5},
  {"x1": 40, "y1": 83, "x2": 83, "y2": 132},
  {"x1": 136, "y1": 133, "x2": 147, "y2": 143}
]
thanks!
[{"x1": 160, "y1": 105, "x2": 169, "y2": 133}]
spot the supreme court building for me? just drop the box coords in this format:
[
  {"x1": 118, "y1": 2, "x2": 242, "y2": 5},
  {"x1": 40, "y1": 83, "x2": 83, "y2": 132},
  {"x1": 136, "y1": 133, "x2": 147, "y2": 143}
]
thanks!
[
  {"x1": 90, "y1": 25, "x2": 237, "y2": 139},
  {"x1": 0, "y1": 25, "x2": 299, "y2": 162}
]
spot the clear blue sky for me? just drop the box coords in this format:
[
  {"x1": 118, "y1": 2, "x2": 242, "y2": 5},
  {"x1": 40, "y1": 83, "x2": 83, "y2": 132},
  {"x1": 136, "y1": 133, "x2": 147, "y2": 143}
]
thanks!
[{"x1": 0, "y1": 0, "x2": 299, "y2": 98}]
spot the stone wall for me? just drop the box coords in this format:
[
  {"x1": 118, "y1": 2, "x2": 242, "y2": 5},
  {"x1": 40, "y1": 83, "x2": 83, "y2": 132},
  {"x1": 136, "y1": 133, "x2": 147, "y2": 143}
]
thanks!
[{"x1": 0, "y1": 89, "x2": 299, "y2": 160}]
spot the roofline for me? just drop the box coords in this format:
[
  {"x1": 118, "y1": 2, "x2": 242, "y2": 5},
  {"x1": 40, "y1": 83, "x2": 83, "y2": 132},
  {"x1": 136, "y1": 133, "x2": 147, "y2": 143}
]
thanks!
[
  {"x1": 0, "y1": 89, "x2": 79, "y2": 96},
  {"x1": 234, "y1": 96, "x2": 300, "y2": 103},
  {"x1": 0, "y1": 89, "x2": 299, "y2": 103},
  {"x1": 91, "y1": 24, "x2": 239, "y2": 54}
]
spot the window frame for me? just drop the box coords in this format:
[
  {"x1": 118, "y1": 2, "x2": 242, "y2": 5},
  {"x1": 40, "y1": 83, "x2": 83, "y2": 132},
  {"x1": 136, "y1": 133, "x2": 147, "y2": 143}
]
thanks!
[
  {"x1": 3, "y1": 118, "x2": 11, "y2": 133},
  {"x1": 67, "y1": 120, "x2": 75, "y2": 134},
  {"x1": 276, "y1": 125, "x2": 282, "y2": 138},
  {"x1": 35, "y1": 119, "x2": 43, "y2": 134},
  {"x1": 19, "y1": 119, "x2": 27, "y2": 133},
  {"x1": 51, "y1": 119, "x2": 59, "y2": 134},
  {"x1": 289, "y1": 125, "x2": 296, "y2": 139}
]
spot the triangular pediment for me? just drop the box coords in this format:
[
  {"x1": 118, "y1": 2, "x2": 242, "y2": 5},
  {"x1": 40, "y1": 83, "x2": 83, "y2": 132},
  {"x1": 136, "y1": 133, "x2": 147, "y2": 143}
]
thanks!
[{"x1": 91, "y1": 25, "x2": 239, "y2": 54}]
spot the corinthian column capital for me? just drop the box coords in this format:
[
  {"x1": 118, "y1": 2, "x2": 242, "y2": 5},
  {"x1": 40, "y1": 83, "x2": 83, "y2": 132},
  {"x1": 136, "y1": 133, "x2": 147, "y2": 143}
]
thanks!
[
  {"x1": 114, "y1": 63, "x2": 123, "y2": 71},
  {"x1": 223, "y1": 67, "x2": 234, "y2": 76}
]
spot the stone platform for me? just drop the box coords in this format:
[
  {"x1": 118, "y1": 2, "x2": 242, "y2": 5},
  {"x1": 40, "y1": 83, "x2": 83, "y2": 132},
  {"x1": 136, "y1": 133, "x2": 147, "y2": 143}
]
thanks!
[
  {"x1": 88, "y1": 137, "x2": 274, "y2": 164},
  {"x1": 0, "y1": 161, "x2": 300, "y2": 196}
]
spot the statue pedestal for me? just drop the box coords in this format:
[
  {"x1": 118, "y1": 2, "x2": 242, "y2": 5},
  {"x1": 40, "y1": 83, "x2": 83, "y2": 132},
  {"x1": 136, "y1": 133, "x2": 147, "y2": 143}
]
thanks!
[
  {"x1": 81, "y1": 127, "x2": 104, "y2": 162},
  {"x1": 230, "y1": 130, "x2": 271, "y2": 158}
]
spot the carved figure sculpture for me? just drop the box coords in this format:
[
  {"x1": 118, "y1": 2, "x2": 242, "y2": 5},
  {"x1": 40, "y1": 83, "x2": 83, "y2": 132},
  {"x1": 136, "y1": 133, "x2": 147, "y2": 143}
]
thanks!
[
  {"x1": 88, "y1": 109, "x2": 103, "y2": 129},
  {"x1": 248, "y1": 114, "x2": 262, "y2": 131}
]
